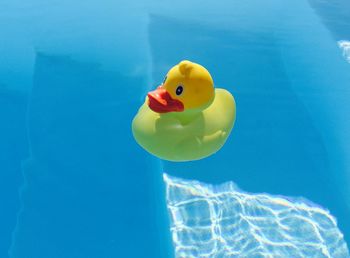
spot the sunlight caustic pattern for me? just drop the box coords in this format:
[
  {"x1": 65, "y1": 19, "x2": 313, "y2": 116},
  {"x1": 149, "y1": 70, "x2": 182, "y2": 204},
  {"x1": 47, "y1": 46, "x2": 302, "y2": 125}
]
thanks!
[{"x1": 164, "y1": 174, "x2": 349, "y2": 258}]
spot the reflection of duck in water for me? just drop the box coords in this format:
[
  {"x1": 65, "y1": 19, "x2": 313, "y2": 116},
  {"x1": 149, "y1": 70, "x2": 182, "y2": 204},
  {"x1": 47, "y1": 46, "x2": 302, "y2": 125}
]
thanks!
[{"x1": 132, "y1": 60, "x2": 236, "y2": 161}]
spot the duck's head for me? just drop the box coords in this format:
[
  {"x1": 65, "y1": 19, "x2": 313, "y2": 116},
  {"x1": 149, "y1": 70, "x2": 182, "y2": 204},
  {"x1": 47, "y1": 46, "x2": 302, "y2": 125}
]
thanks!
[{"x1": 147, "y1": 60, "x2": 214, "y2": 113}]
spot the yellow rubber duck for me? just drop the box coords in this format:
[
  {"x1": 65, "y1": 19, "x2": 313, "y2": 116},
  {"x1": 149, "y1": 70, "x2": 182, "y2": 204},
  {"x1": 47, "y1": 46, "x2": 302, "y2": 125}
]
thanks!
[{"x1": 132, "y1": 60, "x2": 236, "y2": 162}]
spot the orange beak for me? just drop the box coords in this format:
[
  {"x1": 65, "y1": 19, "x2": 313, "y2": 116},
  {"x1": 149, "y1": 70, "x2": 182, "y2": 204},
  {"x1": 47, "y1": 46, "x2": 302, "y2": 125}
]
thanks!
[{"x1": 147, "y1": 86, "x2": 184, "y2": 113}]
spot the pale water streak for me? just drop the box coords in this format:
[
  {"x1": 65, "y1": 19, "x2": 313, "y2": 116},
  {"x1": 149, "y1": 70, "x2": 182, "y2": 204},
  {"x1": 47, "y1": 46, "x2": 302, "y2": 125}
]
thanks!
[
  {"x1": 164, "y1": 174, "x2": 349, "y2": 258},
  {"x1": 338, "y1": 41, "x2": 350, "y2": 63}
]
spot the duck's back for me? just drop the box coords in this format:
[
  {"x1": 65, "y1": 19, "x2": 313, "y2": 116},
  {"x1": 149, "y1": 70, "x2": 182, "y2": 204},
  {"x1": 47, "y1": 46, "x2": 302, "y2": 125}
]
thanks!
[{"x1": 203, "y1": 88, "x2": 236, "y2": 135}]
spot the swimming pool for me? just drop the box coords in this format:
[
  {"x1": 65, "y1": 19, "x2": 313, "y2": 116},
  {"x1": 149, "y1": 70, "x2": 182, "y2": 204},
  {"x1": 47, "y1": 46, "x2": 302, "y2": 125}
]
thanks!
[{"x1": 0, "y1": 0, "x2": 349, "y2": 257}]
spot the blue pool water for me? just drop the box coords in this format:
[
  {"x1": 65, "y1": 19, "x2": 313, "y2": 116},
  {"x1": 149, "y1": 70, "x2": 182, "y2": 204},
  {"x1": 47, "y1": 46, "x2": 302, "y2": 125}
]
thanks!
[{"x1": 0, "y1": 0, "x2": 350, "y2": 257}]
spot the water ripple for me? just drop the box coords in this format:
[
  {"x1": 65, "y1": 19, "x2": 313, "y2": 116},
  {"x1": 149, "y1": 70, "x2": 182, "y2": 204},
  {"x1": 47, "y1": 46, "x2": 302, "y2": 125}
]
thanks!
[{"x1": 164, "y1": 174, "x2": 349, "y2": 258}]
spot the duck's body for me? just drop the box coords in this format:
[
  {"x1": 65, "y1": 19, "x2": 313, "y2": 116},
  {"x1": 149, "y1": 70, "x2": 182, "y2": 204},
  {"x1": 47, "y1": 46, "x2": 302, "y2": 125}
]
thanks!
[{"x1": 132, "y1": 60, "x2": 236, "y2": 162}]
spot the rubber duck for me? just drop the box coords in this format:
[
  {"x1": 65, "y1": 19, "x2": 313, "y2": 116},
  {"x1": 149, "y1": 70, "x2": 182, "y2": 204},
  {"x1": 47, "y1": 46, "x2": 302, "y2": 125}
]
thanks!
[{"x1": 132, "y1": 60, "x2": 236, "y2": 162}]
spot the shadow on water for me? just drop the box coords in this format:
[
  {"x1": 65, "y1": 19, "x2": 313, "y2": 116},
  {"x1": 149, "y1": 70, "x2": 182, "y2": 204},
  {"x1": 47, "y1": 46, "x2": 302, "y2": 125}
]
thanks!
[
  {"x1": 0, "y1": 87, "x2": 28, "y2": 258},
  {"x1": 9, "y1": 53, "x2": 173, "y2": 258},
  {"x1": 309, "y1": 0, "x2": 350, "y2": 40}
]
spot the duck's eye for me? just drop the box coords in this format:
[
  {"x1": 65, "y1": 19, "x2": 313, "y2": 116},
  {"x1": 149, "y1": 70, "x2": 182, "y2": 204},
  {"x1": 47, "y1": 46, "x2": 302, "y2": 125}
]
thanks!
[
  {"x1": 176, "y1": 85, "x2": 183, "y2": 96},
  {"x1": 163, "y1": 76, "x2": 167, "y2": 85}
]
